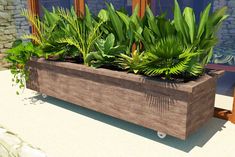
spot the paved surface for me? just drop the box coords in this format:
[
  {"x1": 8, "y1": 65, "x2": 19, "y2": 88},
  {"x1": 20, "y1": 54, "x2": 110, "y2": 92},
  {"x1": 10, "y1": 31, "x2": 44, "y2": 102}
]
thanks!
[
  {"x1": 0, "y1": 126, "x2": 47, "y2": 157},
  {"x1": 0, "y1": 70, "x2": 235, "y2": 157}
]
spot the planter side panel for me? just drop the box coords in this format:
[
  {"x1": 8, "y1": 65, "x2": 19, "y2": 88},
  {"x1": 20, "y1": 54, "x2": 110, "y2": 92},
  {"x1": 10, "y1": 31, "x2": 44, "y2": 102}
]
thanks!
[
  {"x1": 186, "y1": 76, "x2": 216, "y2": 137},
  {"x1": 27, "y1": 60, "x2": 190, "y2": 139}
]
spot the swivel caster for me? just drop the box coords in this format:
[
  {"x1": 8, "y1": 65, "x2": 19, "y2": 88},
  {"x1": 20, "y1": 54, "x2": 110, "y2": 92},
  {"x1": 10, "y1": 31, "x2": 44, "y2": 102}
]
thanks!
[
  {"x1": 41, "y1": 93, "x2": 48, "y2": 99},
  {"x1": 157, "y1": 131, "x2": 167, "y2": 139}
]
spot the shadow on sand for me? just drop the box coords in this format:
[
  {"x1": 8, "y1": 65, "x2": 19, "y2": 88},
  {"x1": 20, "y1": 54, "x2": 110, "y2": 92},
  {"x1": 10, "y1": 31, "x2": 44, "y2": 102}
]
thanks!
[{"x1": 28, "y1": 95, "x2": 227, "y2": 153}]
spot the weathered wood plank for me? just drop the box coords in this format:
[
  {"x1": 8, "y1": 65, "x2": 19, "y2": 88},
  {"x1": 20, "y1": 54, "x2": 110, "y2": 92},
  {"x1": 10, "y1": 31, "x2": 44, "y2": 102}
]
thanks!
[{"x1": 27, "y1": 59, "x2": 218, "y2": 140}]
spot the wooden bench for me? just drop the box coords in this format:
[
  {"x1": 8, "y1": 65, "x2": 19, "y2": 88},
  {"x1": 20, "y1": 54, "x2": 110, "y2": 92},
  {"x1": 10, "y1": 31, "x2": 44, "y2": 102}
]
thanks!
[{"x1": 207, "y1": 64, "x2": 235, "y2": 123}]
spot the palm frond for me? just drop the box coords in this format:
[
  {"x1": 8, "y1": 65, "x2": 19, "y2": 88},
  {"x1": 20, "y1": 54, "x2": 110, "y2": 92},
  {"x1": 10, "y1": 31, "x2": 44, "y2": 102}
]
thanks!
[
  {"x1": 21, "y1": 9, "x2": 43, "y2": 41},
  {"x1": 21, "y1": 34, "x2": 42, "y2": 45},
  {"x1": 57, "y1": 37, "x2": 83, "y2": 54}
]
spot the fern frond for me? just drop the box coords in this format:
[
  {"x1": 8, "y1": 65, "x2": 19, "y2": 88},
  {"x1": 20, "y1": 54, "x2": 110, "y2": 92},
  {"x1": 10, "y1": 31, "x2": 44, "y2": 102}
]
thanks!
[
  {"x1": 168, "y1": 57, "x2": 190, "y2": 75},
  {"x1": 21, "y1": 9, "x2": 43, "y2": 40},
  {"x1": 57, "y1": 37, "x2": 83, "y2": 54},
  {"x1": 87, "y1": 21, "x2": 104, "y2": 52},
  {"x1": 21, "y1": 34, "x2": 42, "y2": 45}
]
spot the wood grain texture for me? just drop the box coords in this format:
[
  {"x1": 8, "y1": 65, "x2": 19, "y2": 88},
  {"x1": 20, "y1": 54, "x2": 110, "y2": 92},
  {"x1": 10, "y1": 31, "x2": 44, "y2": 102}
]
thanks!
[
  {"x1": 230, "y1": 88, "x2": 235, "y2": 123},
  {"x1": 27, "y1": 0, "x2": 39, "y2": 36},
  {"x1": 27, "y1": 59, "x2": 219, "y2": 140},
  {"x1": 74, "y1": 0, "x2": 85, "y2": 17},
  {"x1": 132, "y1": 0, "x2": 150, "y2": 17}
]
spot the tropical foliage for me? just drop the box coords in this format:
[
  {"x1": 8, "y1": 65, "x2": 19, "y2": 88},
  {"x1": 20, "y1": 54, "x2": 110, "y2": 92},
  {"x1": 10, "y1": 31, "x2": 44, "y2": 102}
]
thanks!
[
  {"x1": 5, "y1": 0, "x2": 228, "y2": 90},
  {"x1": 4, "y1": 40, "x2": 42, "y2": 94}
]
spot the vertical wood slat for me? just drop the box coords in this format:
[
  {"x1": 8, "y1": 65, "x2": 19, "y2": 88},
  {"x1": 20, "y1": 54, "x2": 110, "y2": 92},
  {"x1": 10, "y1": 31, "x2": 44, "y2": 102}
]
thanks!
[
  {"x1": 27, "y1": 0, "x2": 39, "y2": 35},
  {"x1": 132, "y1": 0, "x2": 150, "y2": 17},
  {"x1": 230, "y1": 88, "x2": 235, "y2": 123},
  {"x1": 140, "y1": 0, "x2": 148, "y2": 17},
  {"x1": 131, "y1": 0, "x2": 150, "y2": 52},
  {"x1": 132, "y1": 0, "x2": 141, "y2": 16},
  {"x1": 74, "y1": 0, "x2": 85, "y2": 17}
]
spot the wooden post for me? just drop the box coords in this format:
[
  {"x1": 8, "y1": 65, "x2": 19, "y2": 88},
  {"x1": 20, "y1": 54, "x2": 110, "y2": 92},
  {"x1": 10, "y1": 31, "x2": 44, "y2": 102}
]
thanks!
[
  {"x1": 132, "y1": 0, "x2": 141, "y2": 16},
  {"x1": 214, "y1": 87, "x2": 235, "y2": 124},
  {"x1": 229, "y1": 88, "x2": 235, "y2": 123},
  {"x1": 74, "y1": 0, "x2": 85, "y2": 17},
  {"x1": 132, "y1": 0, "x2": 150, "y2": 17},
  {"x1": 140, "y1": 0, "x2": 149, "y2": 17},
  {"x1": 27, "y1": 0, "x2": 39, "y2": 35},
  {"x1": 131, "y1": 0, "x2": 150, "y2": 52}
]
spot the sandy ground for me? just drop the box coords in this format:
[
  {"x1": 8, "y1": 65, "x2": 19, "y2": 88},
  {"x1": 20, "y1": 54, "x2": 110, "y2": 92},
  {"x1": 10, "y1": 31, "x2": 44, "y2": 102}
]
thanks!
[{"x1": 0, "y1": 70, "x2": 235, "y2": 157}]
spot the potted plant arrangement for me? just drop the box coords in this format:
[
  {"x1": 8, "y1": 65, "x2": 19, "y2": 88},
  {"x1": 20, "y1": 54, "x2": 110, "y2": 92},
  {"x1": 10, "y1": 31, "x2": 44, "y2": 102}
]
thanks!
[{"x1": 5, "y1": 0, "x2": 228, "y2": 140}]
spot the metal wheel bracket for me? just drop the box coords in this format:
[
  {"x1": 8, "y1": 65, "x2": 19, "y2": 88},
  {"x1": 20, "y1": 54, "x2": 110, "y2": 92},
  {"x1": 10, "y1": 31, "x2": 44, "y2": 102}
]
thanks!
[
  {"x1": 41, "y1": 93, "x2": 47, "y2": 99},
  {"x1": 157, "y1": 131, "x2": 167, "y2": 139}
]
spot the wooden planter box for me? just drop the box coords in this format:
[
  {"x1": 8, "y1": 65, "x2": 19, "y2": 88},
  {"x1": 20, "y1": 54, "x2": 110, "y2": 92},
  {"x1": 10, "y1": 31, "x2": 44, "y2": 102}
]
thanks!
[{"x1": 26, "y1": 58, "x2": 221, "y2": 140}]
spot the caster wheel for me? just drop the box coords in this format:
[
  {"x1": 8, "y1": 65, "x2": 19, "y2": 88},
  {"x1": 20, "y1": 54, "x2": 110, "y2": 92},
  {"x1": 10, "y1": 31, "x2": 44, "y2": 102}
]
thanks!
[
  {"x1": 157, "y1": 131, "x2": 167, "y2": 139},
  {"x1": 42, "y1": 93, "x2": 47, "y2": 99}
]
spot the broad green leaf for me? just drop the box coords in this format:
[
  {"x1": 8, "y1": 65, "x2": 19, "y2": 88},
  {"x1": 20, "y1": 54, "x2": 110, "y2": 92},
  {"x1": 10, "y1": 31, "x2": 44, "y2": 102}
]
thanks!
[
  {"x1": 173, "y1": 0, "x2": 189, "y2": 43},
  {"x1": 104, "y1": 34, "x2": 115, "y2": 51},
  {"x1": 197, "y1": 3, "x2": 211, "y2": 39},
  {"x1": 145, "y1": 6, "x2": 154, "y2": 19},
  {"x1": 183, "y1": 7, "x2": 195, "y2": 43},
  {"x1": 206, "y1": 6, "x2": 228, "y2": 37},
  {"x1": 148, "y1": 18, "x2": 157, "y2": 34},
  {"x1": 117, "y1": 11, "x2": 130, "y2": 29},
  {"x1": 106, "y1": 3, "x2": 124, "y2": 42},
  {"x1": 208, "y1": 6, "x2": 228, "y2": 26},
  {"x1": 98, "y1": 9, "x2": 109, "y2": 22},
  {"x1": 85, "y1": 4, "x2": 93, "y2": 29}
]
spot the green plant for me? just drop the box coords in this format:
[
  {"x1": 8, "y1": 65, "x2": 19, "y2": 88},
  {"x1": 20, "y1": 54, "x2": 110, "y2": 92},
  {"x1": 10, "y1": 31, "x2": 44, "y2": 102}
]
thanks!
[
  {"x1": 173, "y1": 0, "x2": 228, "y2": 65},
  {"x1": 126, "y1": 0, "x2": 228, "y2": 79},
  {"x1": 139, "y1": 36, "x2": 202, "y2": 78},
  {"x1": 4, "y1": 40, "x2": 42, "y2": 94},
  {"x1": 117, "y1": 50, "x2": 145, "y2": 74},
  {"x1": 86, "y1": 33, "x2": 126, "y2": 68},
  {"x1": 57, "y1": 5, "x2": 103, "y2": 65},
  {"x1": 98, "y1": 3, "x2": 143, "y2": 55},
  {"x1": 6, "y1": 1, "x2": 228, "y2": 85},
  {"x1": 140, "y1": 6, "x2": 176, "y2": 47},
  {"x1": 21, "y1": 7, "x2": 76, "y2": 59}
]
